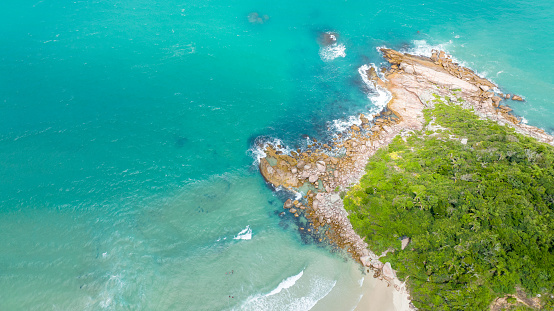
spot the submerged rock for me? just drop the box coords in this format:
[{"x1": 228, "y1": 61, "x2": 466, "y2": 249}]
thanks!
[
  {"x1": 283, "y1": 199, "x2": 293, "y2": 209},
  {"x1": 247, "y1": 12, "x2": 269, "y2": 24},
  {"x1": 318, "y1": 32, "x2": 339, "y2": 46}
]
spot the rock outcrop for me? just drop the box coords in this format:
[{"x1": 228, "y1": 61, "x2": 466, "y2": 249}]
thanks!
[{"x1": 257, "y1": 48, "x2": 554, "y2": 305}]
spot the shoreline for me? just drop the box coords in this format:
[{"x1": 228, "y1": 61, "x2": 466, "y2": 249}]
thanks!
[{"x1": 257, "y1": 48, "x2": 554, "y2": 310}]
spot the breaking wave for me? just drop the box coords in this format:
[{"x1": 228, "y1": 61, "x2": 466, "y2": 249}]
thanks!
[
  {"x1": 265, "y1": 270, "x2": 304, "y2": 297},
  {"x1": 238, "y1": 274, "x2": 336, "y2": 311},
  {"x1": 233, "y1": 225, "x2": 252, "y2": 240}
]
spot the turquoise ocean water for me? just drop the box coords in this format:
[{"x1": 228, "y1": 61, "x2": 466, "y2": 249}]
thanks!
[{"x1": 1, "y1": 0, "x2": 553, "y2": 310}]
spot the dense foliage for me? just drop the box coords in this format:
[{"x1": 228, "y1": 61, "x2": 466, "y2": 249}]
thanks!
[{"x1": 344, "y1": 100, "x2": 554, "y2": 310}]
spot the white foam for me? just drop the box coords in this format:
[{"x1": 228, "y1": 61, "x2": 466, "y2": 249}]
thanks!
[
  {"x1": 329, "y1": 64, "x2": 392, "y2": 134},
  {"x1": 320, "y1": 44, "x2": 346, "y2": 61},
  {"x1": 248, "y1": 137, "x2": 294, "y2": 165},
  {"x1": 358, "y1": 64, "x2": 392, "y2": 112},
  {"x1": 403, "y1": 39, "x2": 453, "y2": 58},
  {"x1": 330, "y1": 115, "x2": 363, "y2": 132},
  {"x1": 372, "y1": 86, "x2": 392, "y2": 110},
  {"x1": 98, "y1": 274, "x2": 125, "y2": 309},
  {"x1": 265, "y1": 270, "x2": 304, "y2": 297},
  {"x1": 239, "y1": 275, "x2": 337, "y2": 311},
  {"x1": 248, "y1": 143, "x2": 267, "y2": 165},
  {"x1": 359, "y1": 63, "x2": 387, "y2": 83},
  {"x1": 233, "y1": 225, "x2": 252, "y2": 240}
]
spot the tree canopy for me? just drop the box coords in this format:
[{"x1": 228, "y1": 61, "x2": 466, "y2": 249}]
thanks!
[{"x1": 344, "y1": 99, "x2": 554, "y2": 310}]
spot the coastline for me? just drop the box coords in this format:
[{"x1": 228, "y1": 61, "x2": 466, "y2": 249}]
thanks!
[{"x1": 257, "y1": 48, "x2": 554, "y2": 310}]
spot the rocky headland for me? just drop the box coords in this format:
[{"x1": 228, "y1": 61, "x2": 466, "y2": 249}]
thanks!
[{"x1": 257, "y1": 48, "x2": 554, "y2": 308}]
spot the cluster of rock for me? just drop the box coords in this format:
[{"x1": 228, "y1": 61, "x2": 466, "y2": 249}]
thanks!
[
  {"x1": 258, "y1": 47, "x2": 554, "y2": 301},
  {"x1": 380, "y1": 48, "x2": 553, "y2": 145},
  {"x1": 259, "y1": 116, "x2": 399, "y2": 195}
]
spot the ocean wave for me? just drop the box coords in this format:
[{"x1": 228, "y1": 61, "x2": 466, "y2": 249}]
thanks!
[
  {"x1": 233, "y1": 225, "x2": 252, "y2": 240},
  {"x1": 238, "y1": 275, "x2": 336, "y2": 311},
  {"x1": 319, "y1": 43, "x2": 346, "y2": 61},
  {"x1": 265, "y1": 270, "x2": 304, "y2": 297}
]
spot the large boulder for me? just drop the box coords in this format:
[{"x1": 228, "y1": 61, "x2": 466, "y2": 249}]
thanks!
[
  {"x1": 312, "y1": 200, "x2": 319, "y2": 210},
  {"x1": 479, "y1": 84, "x2": 490, "y2": 91},
  {"x1": 492, "y1": 96, "x2": 502, "y2": 107},
  {"x1": 330, "y1": 194, "x2": 341, "y2": 203},
  {"x1": 283, "y1": 199, "x2": 293, "y2": 209},
  {"x1": 316, "y1": 161, "x2": 326, "y2": 172},
  {"x1": 382, "y1": 262, "x2": 396, "y2": 280},
  {"x1": 259, "y1": 156, "x2": 300, "y2": 188},
  {"x1": 401, "y1": 237, "x2": 411, "y2": 250},
  {"x1": 366, "y1": 66, "x2": 379, "y2": 82},
  {"x1": 360, "y1": 256, "x2": 372, "y2": 267}
]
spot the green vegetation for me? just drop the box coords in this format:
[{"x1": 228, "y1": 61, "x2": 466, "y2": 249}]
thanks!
[{"x1": 344, "y1": 99, "x2": 554, "y2": 310}]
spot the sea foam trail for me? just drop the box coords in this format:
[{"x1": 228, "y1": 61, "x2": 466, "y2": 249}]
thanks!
[
  {"x1": 265, "y1": 270, "x2": 304, "y2": 297},
  {"x1": 233, "y1": 225, "x2": 252, "y2": 240}
]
